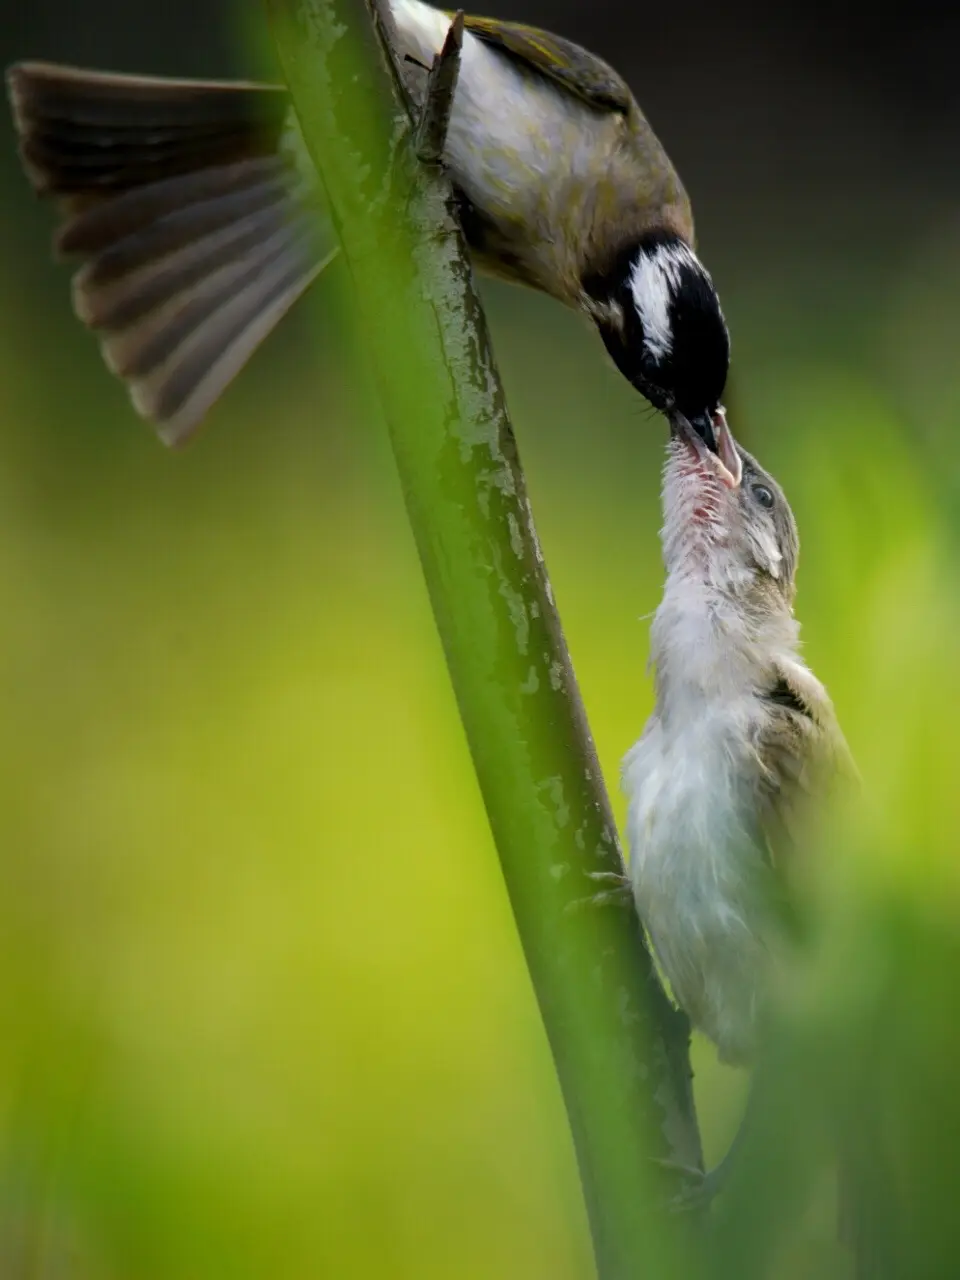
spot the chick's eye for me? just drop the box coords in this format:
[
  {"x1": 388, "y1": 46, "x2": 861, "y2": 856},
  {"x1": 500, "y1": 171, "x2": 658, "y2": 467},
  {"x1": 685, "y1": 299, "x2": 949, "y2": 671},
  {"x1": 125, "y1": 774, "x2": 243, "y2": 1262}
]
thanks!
[{"x1": 752, "y1": 484, "x2": 775, "y2": 509}]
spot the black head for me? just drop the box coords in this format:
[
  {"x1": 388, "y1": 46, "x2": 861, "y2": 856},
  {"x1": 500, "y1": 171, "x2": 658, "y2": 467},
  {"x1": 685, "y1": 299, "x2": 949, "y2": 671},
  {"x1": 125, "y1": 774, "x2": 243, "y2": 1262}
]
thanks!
[{"x1": 584, "y1": 230, "x2": 730, "y2": 447}]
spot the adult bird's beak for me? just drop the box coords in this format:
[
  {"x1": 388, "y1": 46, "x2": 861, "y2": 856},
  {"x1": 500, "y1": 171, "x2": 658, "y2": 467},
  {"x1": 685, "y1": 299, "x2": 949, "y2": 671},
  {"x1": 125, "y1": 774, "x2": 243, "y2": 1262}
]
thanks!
[
  {"x1": 670, "y1": 409, "x2": 742, "y2": 489},
  {"x1": 682, "y1": 410, "x2": 718, "y2": 452}
]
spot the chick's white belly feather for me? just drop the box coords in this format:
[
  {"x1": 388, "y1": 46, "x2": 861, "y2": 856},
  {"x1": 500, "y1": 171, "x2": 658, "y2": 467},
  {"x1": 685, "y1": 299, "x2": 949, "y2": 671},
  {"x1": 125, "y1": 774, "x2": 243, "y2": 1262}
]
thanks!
[{"x1": 623, "y1": 704, "x2": 772, "y2": 1066}]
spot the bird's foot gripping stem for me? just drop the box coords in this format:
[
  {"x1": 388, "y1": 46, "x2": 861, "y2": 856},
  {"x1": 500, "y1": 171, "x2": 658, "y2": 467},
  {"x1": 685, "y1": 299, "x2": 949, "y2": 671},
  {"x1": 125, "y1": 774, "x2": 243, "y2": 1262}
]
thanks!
[
  {"x1": 564, "y1": 869, "x2": 634, "y2": 913},
  {"x1": 657, "y1": 1080, "x2": 758, "y2": 1214},
  {"x1": 377, "y1": 8, "x2": 464, "y2": 217},
  {"x1": 586, "y1": 868, "x2": 634, "y2": 907},
  {"x1": 654, "y1": 1155, "x2": 733, "y2": 1215},
  {"x1": 413, "y1": 10, "x2": 465, "y2": 164}
]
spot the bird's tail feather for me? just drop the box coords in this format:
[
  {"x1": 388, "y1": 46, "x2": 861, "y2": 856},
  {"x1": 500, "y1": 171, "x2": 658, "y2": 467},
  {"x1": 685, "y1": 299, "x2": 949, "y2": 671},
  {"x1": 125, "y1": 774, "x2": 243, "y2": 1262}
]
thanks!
[{"x1": 6, "y1": 62, "x2": 336, "y2": 446}]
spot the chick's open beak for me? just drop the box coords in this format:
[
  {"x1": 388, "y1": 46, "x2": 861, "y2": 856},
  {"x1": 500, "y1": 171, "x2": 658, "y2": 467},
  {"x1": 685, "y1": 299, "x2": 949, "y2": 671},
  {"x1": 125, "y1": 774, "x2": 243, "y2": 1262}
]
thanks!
[
  {"x1": 670, "y1": 409, "x2": 742, "y2": 489},
  {"x1": 713, "y1": 409, "x2": 742, "y2": 489},
  {"x1": 684, "y1": 411, "x2": 718, "y2": 451}
]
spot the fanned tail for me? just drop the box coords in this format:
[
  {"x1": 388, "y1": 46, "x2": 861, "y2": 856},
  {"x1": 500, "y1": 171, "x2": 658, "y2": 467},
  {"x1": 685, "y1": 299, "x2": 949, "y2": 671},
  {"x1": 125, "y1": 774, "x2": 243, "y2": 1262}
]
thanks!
[{"x1": 7, "y1": 62, "x2": 336, "y2": 445}]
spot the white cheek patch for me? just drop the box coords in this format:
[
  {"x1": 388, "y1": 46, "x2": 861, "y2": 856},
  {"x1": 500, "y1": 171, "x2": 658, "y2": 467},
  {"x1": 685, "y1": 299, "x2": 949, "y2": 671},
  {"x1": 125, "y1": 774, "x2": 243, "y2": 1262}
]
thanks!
[
  {"x1": 750, "y1": 524, "x2": 783, "y2": 578},
  {"x1": 629, "y1": 253, "x2": 673, "y2": 362},
  {"x1": 628, "y1": 241, "x2": 703, "y2": 364}
]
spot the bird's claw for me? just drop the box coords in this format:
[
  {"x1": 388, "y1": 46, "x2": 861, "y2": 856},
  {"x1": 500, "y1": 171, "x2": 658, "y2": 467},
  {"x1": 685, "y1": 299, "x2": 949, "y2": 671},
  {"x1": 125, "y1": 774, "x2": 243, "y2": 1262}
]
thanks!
[
  {"x1": 565, "y1": 869, "x2": 633, "y2": 913},
  {"x1": 588, "y1": 869, "x2": 634, "y2": 906},
  {"x1": 652, "y1": 1156, "x2": 728, "y2": 1215}
]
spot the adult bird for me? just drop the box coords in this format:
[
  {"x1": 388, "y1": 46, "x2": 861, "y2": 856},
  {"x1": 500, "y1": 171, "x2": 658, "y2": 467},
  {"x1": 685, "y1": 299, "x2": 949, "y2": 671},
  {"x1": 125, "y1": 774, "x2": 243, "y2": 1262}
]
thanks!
[{"x1": 6, "y1": 0, "x2": 730, "y2": 449}]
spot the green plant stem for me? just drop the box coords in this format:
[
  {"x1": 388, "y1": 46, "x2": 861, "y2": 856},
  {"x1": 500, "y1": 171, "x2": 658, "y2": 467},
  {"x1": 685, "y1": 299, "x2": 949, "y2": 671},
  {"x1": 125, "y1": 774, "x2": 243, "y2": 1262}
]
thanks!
[{"x1": 265, "y1": 1, "x2": 703, "y2": 1271}]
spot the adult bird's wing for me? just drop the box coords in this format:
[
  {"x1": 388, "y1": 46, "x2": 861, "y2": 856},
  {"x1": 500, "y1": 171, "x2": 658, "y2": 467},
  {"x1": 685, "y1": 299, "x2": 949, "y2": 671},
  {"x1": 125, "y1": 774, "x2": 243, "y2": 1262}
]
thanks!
[{"x1": 459, "y1": 16, "x2": 636, "y2": 113}]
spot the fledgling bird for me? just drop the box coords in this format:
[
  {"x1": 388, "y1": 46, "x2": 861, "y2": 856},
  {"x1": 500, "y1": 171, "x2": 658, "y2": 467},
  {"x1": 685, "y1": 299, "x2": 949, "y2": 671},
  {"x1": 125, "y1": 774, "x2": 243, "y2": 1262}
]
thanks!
[
  {"x1": 622, "y1": 418, "x2": 883, "y2": 1245},
  {"x1": 5, "y1": 0, "x2": 729, "y2": 449},
  {"x1": 624, "y1": 413, "x2": 855, "y2": 1074}
]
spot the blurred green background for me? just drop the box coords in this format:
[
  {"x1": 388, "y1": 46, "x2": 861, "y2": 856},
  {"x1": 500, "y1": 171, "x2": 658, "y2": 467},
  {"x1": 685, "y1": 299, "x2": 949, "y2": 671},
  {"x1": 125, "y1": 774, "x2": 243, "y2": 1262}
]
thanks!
[{"x1": 2, "y1": 1, "x2": 960, "y2": 1276}]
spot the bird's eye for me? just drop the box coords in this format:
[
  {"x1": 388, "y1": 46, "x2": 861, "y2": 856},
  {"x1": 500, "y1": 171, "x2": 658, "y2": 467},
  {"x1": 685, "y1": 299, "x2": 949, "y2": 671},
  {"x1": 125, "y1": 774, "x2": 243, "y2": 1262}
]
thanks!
[{"x1": 752, "y1": 484, "x2": 775, "y2": 509}]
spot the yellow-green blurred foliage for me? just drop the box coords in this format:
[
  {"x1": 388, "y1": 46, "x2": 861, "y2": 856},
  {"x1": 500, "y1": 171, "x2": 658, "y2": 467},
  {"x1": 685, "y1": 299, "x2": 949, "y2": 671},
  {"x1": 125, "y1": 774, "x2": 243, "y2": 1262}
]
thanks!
[{"x1": 2, "y1": 161, "x2": 960, "y2": 1277}]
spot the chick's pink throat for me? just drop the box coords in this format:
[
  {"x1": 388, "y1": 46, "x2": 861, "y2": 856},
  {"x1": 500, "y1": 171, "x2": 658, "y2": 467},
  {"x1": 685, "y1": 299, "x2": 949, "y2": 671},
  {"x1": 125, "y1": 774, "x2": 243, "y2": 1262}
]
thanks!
[{"x1": 667, "y1": 438, "x2": 729, "y2": 528}]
